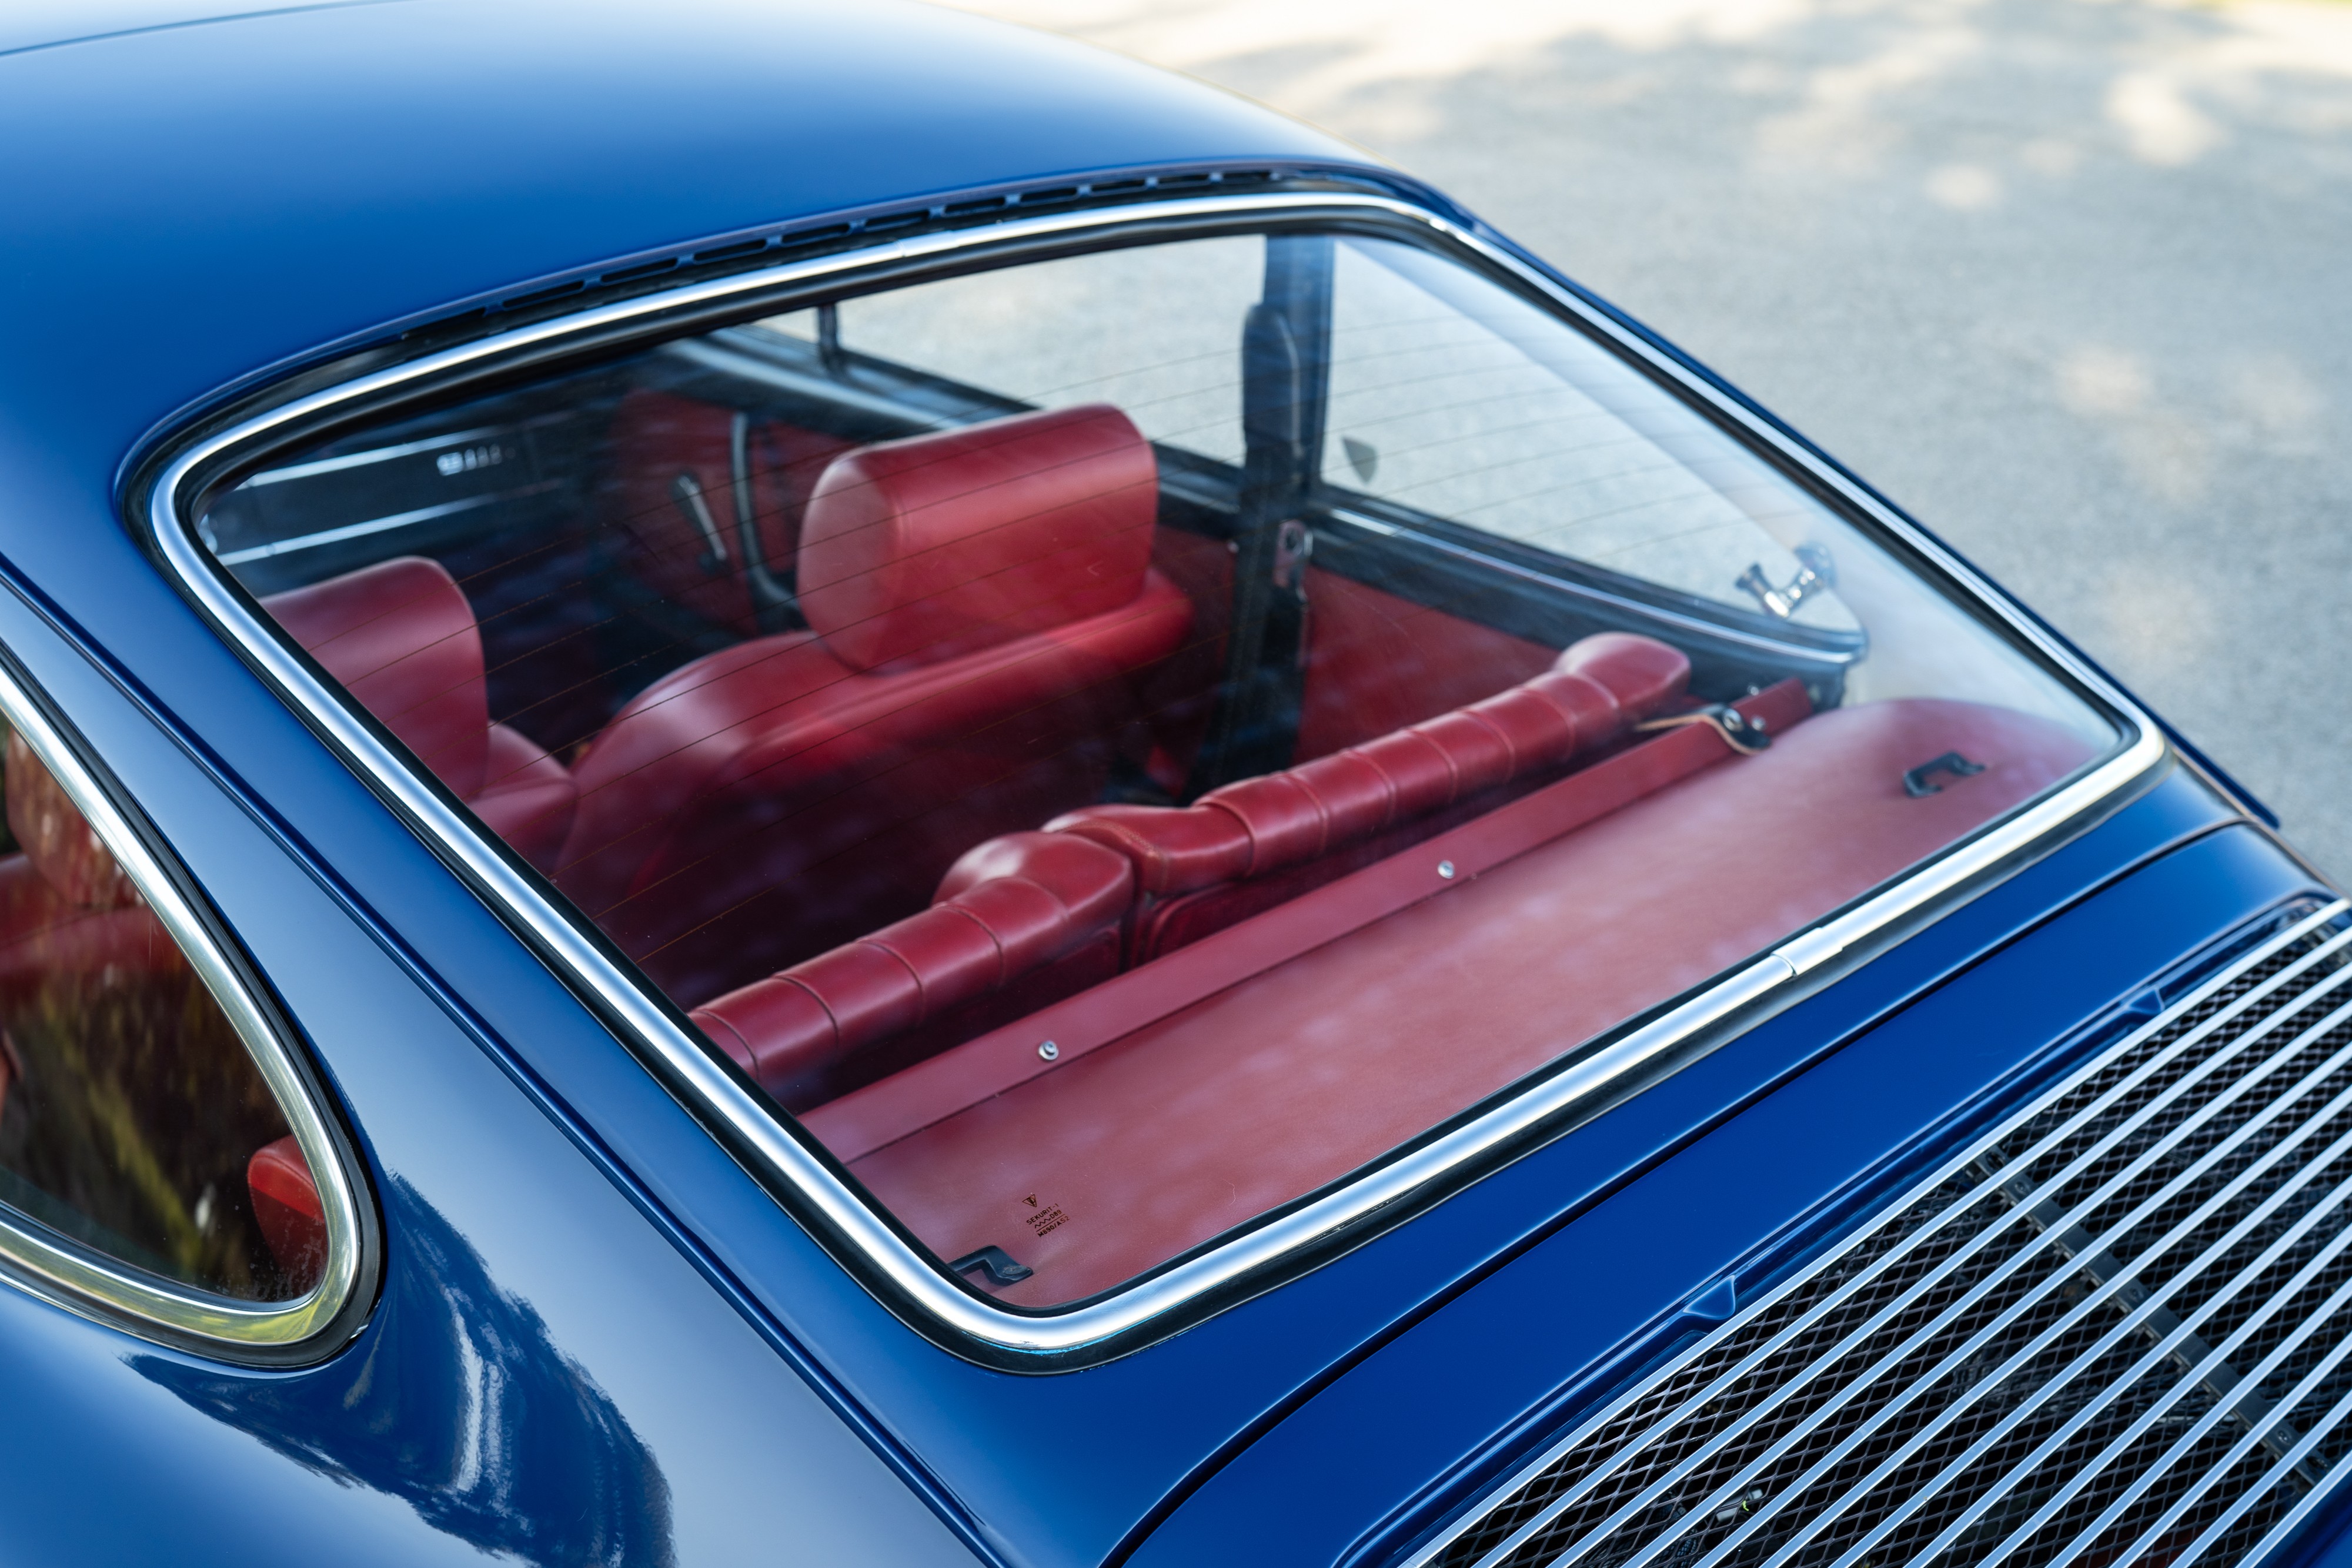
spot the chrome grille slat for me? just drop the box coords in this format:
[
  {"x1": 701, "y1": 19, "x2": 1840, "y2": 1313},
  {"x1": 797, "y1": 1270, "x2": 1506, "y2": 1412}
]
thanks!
[
  {"x1": 1723, "y1": 993, "x2": 2352, "y2": 1568},
  {"x1": 1984, "y1": 1247, "x2": 2352, "y2": 1568},
  {"x1": 1404, "y1": 901, "x2": 2352, "y2": 1568},
  {"x1": 2184, "y1": 1368, "x2": 2352, "y2": 1568},
  {"x1": 1597, "y1": 992, "x2": 2352, "y2": 1568},
  {"x1": 1856, "y1": 1175, "x2": 2352, "y2": 1568},
  {"x1": 1450, "y1": 915, "x2": 2352, "y2": 1568},
  {"x1": 1541, "y1": 954, "x2": 2352, "y2": 1568},
  {"x1": 2063, "y1": 1279, "x2": 2352, "y2": 1568},
  {"x1": 1795, "y1": 1104, "x2": 2352, "y2": 1568}
]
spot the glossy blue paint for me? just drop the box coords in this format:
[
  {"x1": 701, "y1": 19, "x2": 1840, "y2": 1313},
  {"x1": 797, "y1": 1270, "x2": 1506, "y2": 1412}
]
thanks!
[
  {"x1": 0, "y1": 0, "x2": 1362, "y2": 462},
  {"x1": 0, "y1": 2, "x2": 2337, "y2": 1562},
  {"x1": 136, "y1": 608, "x2": 2287, "y2": 1568},
  {"x1": 0, "y1": 570, "x2": 968, "y2": 1562},
  {"x1": 2288, "y1": 1493, "x2": 2352, "y2": 1568}
]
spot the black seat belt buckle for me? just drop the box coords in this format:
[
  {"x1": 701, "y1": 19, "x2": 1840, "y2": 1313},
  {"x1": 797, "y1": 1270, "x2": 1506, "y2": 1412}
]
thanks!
[{"x1": 1272, "y1": 518, "x2": 1313, "y2": 595}]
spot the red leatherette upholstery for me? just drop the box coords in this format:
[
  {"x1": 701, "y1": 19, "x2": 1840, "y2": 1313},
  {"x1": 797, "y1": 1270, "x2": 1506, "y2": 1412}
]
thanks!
[
  {"x1": 265, "y1": 556, "x2": 490, "y2": 794},
  {"x1": 710, "y1": 634, "x2": 1686, "y2": 1100},
  {"x1": 1125, "y1": 542, "x2": 1566, "y2": 788},
  {"x1": 797, "y1": 403, "x2": 1159, "y2": 671},
  {"x1": 805, "y1": 680, "x2": 1812, "y2": 1164},
  {"x1": 472, "y1": 723, "x2": 580, "y2": 871},
  {"x1": 246, "y1": 1134, "x2": 326, "y2": 1292},
  {"x1": 601, "y1": 390, "x2": 850, "y2": 637},
  {"x1": 1295, "y1": 569, "x2": 1559, "y2": 761},
  {"x1": 0, "y1": 734, "x2": 183, "y2": 993},
  {"x1": 690, "y1": 831, "x2": 1132, "y2": 1109},
  {"x1": 818, "y1": 696, "x2": 2098, "y2": 1305},
  {"x1": 262, "y1": 557, "x2": 579, "y2": 873},
  {"x1": 1053, "y1": 632, "x2": 1690, "y2": 958},
  {"x1": 560, "y1": 406, "x2": 1192, "y2": 1003}
]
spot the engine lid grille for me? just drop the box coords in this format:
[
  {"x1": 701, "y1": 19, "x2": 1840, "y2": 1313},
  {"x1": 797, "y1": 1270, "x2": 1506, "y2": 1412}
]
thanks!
[{"x1": 1409, "y1": 899, "x2": 2352, "y2": 1568}]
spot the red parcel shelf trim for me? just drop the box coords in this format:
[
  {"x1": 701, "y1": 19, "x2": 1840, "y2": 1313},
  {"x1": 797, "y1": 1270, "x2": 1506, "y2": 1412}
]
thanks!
[
  {"x1": 690, "y1": 630, "x2": 1688, "y2": 1101},
  {"x1": 802, "y1": 678, "x2": 1813, "y2": 1164},
  {"x1": 690, "y1": 830, "x2": 1135, "y2": 1110},
  {"x1": 844, "y1": 697, "x2": 2096, "y2": 1305}
]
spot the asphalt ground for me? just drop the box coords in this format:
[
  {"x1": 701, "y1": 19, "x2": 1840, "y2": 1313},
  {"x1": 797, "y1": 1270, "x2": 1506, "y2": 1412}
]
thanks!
[{"x1": 957, "y1": 0, "x2": 2352, "y2": 878}]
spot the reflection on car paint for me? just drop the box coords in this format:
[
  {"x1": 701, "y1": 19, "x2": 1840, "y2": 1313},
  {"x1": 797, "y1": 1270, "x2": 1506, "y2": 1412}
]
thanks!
[{"x1": 134, "y1": 1177, "x2": 674, "y2": 1568}]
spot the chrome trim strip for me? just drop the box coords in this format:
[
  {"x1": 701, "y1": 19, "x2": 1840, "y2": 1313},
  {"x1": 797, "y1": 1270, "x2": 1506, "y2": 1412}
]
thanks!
[
  {"x1": 1732, "y1": 998, "x2": 2352, "y2": 1568},
  {"x1": 0, "y1": 662, "x2": 363, "y2": 1347},
  {"x1": 1444, "y1": 914, "x2": 2352, "y2": 1568},
  {"x1": 1399, "y1": 902, "x2": 2350, "y2": 1568},
  {"x1": 1544, "y1": 961, "x2": 2352, "y2": 1568},
  {"x1": 1322, "y1": 505, "x2": 1863, "y2": 669},
  {"x1": 215, "y1": 480, "x2": 562, "y2": 565},
  {"x1": 145, "y1": 189, "x2": 2171, "y2": 1358}
]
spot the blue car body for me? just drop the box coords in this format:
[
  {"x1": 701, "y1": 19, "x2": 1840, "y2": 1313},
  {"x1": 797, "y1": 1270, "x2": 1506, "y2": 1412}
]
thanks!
[{"x1": 0, "y1": 5, "x2": 2342, "y2": 1566}]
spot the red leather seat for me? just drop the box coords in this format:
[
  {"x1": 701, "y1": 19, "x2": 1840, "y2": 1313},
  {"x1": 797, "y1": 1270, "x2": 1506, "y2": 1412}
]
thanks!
[
  {"x1": 691, "y1": 830, "x2": 1132, "y2": 1109},
  {"x1": 560, "y1": 403, "x2": 1194, "y2": 1005},
  {"x1": 699, "y1": 633, "x2": 1692, "y2": 1112},
  {"x1": 0, "y1": 730, "x2": 185, "y2": 995},
  {"x1": 261, "y1": 556, "x2": 579, "y2": 872},
  {"x1": 247, "y1": 1134, "x2": 326, "y2": 1292},
  {"x1": 1051, "y1": 631, "x2": 1692, "y2": 960}
]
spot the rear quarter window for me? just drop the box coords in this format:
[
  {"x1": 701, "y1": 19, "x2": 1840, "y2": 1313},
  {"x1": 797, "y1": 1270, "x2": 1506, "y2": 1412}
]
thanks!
[{"x1": 0, "y1": 688, "x2": 358, "y2": 1349}]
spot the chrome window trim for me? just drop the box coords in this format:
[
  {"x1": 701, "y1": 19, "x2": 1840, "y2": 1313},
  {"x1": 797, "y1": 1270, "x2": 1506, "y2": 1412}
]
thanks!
[
  {"x1": 0, "y1": 657, "x2": 366, "y2": 1350},
  {"x1": 144, "y1": 190, "x2": 2169, "y2": 1359},
  {"x1": 1324, "y1": 504, "x2": 1865, "y2": 668}
]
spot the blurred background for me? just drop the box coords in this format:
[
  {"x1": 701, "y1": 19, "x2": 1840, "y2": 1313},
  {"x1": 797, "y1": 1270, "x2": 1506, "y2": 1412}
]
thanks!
[{"x1": 954, "y1": 0, "x2": 2352, "y2": 875}]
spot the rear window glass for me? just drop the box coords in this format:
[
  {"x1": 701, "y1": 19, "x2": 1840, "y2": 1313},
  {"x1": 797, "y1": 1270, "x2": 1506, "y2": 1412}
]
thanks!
[{"x1": 193, "y1": 225, "x2": 2116, "y2": 1308}]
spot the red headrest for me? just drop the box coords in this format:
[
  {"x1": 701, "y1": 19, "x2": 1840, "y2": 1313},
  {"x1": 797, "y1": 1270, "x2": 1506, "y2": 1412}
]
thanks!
[
  {"x1": 796, "y1": 404, "x2": 1158, "y2": 673},
  {"x1": 262, "y1": 557, "x2": 490, "y2": 797},
  {"x1": 5, "y1": 732, "x2": 137, "y2": 910}
]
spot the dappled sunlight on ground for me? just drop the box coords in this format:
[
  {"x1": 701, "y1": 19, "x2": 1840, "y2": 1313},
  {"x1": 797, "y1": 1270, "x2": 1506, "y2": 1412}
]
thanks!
[
  {"x1": 965, "y1": 0, "x2": 2352, "y2": 156},
  {"x1": 953, "y1": 0, "x2": 2352, "y2": 873}
]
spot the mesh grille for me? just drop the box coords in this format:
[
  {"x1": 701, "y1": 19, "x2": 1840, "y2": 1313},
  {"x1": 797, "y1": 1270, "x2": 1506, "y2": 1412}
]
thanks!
[{"x1": 1409, "y1": 901, "x2": 2352, "y2": 1568}]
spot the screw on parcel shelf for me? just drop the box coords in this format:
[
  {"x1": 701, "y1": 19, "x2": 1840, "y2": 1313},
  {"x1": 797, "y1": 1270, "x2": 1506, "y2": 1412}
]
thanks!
[
  {"x1": 1038, "y1": 1041, "x2": 1060, "y2": 1062},
  {"x1": 1437, "y1": 861, "x2": 1456, "y2": 880}
]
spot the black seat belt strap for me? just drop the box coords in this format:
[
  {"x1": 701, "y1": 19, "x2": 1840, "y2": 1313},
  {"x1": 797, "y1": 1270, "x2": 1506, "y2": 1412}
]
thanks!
[
  {"x1": 1188, "y1": 235, "x2": 1332, "y2": 796},
  {"x1": 729, "y1": 410, "x2": 806, "y2": 634}
]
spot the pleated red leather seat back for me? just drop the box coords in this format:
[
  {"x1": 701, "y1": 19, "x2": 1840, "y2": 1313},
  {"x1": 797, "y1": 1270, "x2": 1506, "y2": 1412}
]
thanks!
[{"x1": 560, "y1": 404, "x2": 1193, "y2": 1005}]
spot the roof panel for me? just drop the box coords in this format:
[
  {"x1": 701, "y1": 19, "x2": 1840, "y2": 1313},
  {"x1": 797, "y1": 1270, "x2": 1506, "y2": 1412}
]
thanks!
[{"x1": 0, "y1": 0, "x2": 1362, "y2": 477}]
